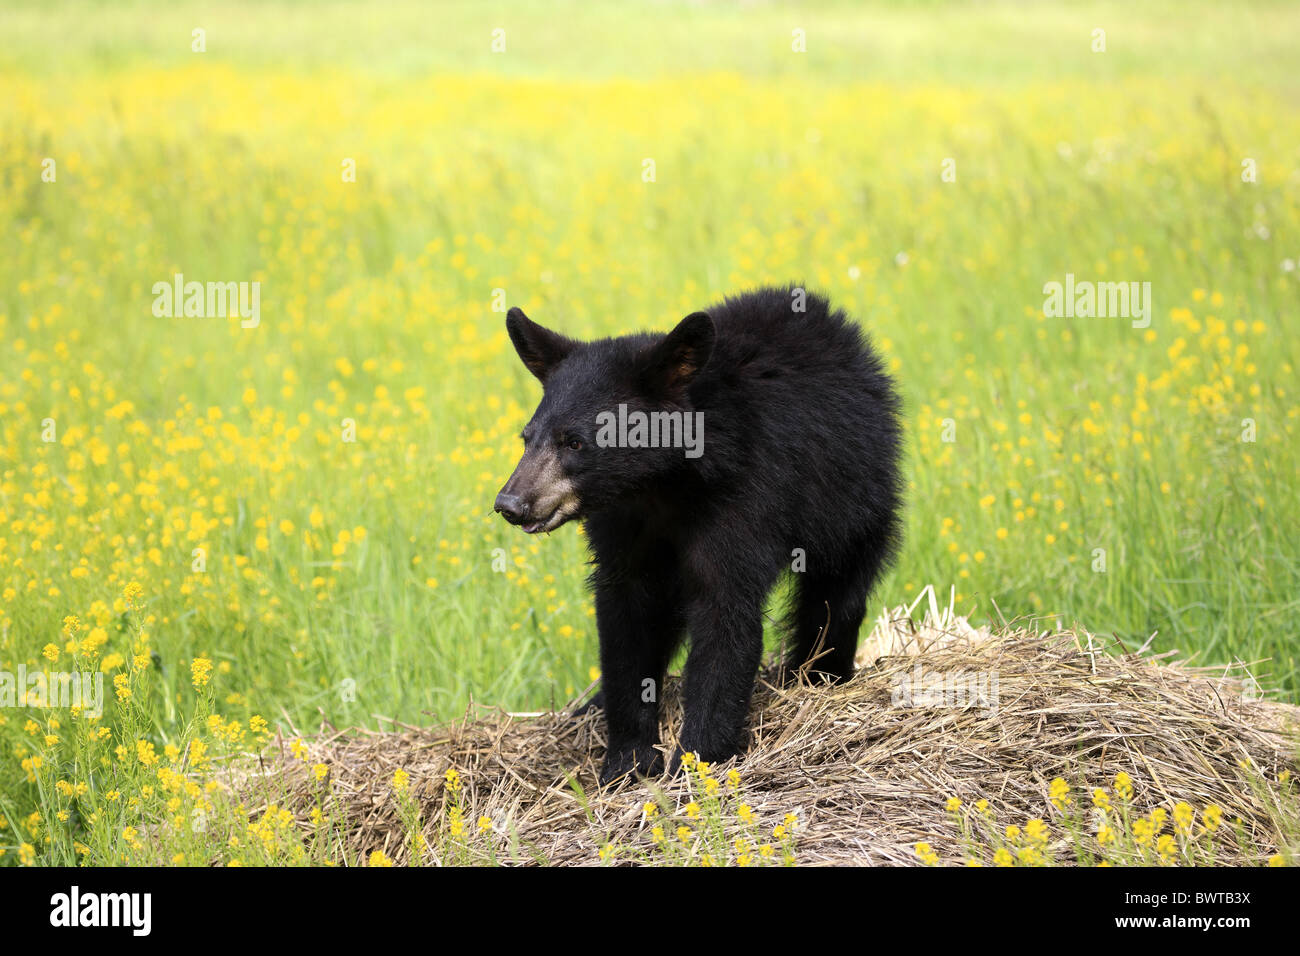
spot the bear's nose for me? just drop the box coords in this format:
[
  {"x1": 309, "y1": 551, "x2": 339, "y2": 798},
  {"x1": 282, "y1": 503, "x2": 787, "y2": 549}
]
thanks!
[{"x1": 495, "y1": 492, "x2": 527, "y2": 524}]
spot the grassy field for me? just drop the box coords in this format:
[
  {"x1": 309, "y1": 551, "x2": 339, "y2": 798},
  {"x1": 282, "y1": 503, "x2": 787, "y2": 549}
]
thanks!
[{"x1": 0, "y1": 0, "x2": 1297, "y2": 865}]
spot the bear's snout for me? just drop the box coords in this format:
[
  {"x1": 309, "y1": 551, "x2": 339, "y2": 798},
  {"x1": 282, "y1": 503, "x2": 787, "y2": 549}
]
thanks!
[{"x1": 494, "y1": 491, "x2": 527, "y2": 525}]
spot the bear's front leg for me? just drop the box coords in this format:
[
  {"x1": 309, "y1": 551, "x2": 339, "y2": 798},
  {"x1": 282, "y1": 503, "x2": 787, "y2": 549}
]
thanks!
[
  {"x1": 675, "y1": 596, "x2": 764, "y2": 769},
  {"x1": 594, "y1": 577, "x2": 682, "y2": 786}
]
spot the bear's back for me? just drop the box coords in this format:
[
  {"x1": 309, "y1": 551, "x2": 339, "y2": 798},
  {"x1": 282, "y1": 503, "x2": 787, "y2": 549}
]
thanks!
[{"x1": 694, "y1": 286, "x2": 893, "y2": 412}]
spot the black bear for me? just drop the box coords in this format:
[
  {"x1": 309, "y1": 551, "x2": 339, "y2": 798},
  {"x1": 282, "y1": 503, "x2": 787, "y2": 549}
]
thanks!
[{"x1": 496, "y1": 286, "x2": 902, "y2": 785}]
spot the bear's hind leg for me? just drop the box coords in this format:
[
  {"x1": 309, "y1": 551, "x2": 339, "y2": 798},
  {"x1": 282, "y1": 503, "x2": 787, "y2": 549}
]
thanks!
[{"x1": 785, "y1": 545, "x2": 887, "y2": 683}]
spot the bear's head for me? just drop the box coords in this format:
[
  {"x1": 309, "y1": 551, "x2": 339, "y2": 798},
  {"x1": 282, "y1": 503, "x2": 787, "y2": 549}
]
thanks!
[{"x1": 495, "y1": 307, "x2": 714, "y2": 533}]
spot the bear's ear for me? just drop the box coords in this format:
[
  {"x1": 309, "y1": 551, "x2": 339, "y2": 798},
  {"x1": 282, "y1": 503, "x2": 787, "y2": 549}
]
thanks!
[
  {"x1": 642, "y1": 311, "x2": 714, "y2": 396},
  {"x1": 506, "y1": 308, "x2": 576, "y2": 384}
]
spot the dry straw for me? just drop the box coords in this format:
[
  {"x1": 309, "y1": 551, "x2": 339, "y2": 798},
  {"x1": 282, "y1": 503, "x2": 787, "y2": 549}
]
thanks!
[{"x1": 240, "y1": 587, "x2": 1298, "y2": 865}]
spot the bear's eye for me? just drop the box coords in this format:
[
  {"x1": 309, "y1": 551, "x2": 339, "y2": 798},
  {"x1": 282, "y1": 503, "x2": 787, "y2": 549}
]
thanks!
[{"x1": 564, "y1": 436, "x2": 583, "y2": 451}]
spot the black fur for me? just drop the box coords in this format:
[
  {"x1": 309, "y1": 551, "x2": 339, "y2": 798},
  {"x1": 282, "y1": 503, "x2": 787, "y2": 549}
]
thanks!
[{"x1": 499, "y1": 286, "x2": 903, "y2": 785}]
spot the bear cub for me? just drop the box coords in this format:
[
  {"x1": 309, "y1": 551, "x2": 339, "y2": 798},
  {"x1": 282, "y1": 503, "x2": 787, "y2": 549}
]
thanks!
[{"x1": 496, "y1": 286, "x2": 902, "y2": 785}]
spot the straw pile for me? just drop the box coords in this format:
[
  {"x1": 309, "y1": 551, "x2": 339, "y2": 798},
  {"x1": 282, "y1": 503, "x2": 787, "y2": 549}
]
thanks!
[{"x1": 241, "y1": 587, "x2": 1298, "y2": 865}]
